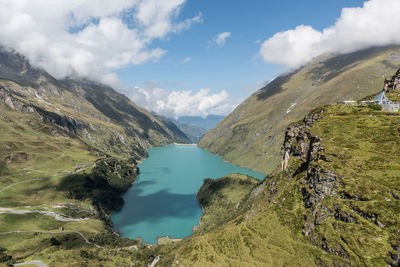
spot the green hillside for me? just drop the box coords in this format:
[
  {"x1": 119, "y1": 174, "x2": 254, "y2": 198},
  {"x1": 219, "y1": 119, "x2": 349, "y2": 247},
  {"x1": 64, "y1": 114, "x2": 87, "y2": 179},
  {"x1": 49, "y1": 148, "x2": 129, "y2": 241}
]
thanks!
[
  {"x1": 1, "y1": 47, "x2": 400, "y2": 266},
  {"x1": 0, "y1": 49, "x2": 190, "y2": 266},
  {"x1": 159, "y1": 104, "x2": 400, "y2": 266},
  {"x1": 3, "y1": 99, "x2": 398, "y2": 266},
  {"x1": 199, "y1": 45, "x2": 400, "y2": 173}
]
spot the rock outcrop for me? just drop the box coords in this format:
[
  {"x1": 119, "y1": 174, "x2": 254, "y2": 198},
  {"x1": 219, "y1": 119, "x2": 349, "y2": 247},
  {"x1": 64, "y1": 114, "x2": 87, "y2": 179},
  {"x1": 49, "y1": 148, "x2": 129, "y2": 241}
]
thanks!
[
  {"x1": 3, "y1": 152, "x2": 29, "y2": 165},
  {"x1": 0, "y1": 86, "x2": 34, "y2": 113},
  {"x1": 281, "y1": 111, "x2": 324, "y2": 170},
  {"x1": 384, "y1": 68, "x2": 400, "y2": 92},
  {"x1": 281, "y1": 109, "x2": 339, "y2": 240}
]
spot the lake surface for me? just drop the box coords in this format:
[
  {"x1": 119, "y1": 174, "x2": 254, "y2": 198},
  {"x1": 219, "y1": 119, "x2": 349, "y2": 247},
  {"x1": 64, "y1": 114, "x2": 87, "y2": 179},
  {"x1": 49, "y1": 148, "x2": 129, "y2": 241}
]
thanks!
[{"x1": 111, "y1": 144, "x2": 265, "y2": 244}]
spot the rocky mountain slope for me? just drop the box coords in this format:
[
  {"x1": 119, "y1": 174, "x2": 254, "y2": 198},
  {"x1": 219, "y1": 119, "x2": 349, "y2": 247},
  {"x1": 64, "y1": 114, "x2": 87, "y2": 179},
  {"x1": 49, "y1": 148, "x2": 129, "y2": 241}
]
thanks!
[
  {"x1": 173, "y1": 120, "x2": 207, "y2": 143},
  {"x1": 177, "y1": 115, "x2": 225, "y2": 143},
  {"x1": 159, "y1": 102, "x2": 400, "y2": 266},
  {"x1": 0, "y1": 47, "x2": 190, "y2": 162},
  {"x1": 199, "y1": 45, "x2": 400, "y2": 173}
]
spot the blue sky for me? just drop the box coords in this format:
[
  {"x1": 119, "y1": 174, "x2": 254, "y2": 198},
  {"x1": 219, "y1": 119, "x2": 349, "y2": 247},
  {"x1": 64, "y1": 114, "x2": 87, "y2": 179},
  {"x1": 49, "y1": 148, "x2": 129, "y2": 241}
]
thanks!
[
  {"x1": 4, "y1": 0, "x2": 400, "y2": 118},
  {"x1": 117, "y1": 0, "x2": 365, "y2": 100}
]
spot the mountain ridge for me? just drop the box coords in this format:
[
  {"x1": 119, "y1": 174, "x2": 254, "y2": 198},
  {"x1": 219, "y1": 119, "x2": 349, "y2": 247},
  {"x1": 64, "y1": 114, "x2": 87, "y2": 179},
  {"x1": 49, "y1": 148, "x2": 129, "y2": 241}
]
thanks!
[
  {"x1": 199, "y1": 45, "x2": 400, "y2": 173},
  {"x1": 0, "y1": 48, "x2": 191, "y2": 160}
]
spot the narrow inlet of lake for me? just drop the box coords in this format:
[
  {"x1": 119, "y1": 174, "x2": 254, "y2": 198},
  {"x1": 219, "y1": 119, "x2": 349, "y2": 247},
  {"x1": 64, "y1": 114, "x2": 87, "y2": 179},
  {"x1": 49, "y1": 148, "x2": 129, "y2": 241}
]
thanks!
[{"x1": 111, "y1": 144, "x2": 265, "y2": 244}]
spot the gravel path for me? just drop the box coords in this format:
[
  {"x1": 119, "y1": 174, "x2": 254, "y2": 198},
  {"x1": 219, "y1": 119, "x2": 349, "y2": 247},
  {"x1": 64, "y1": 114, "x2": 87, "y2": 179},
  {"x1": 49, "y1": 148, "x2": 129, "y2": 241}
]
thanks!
[
  {"x1": 0, "y1": 207, "x2": 90, "y2": 222},
  {"x1": 14, "y1": 260, "x2": 47, "y2": 267}
]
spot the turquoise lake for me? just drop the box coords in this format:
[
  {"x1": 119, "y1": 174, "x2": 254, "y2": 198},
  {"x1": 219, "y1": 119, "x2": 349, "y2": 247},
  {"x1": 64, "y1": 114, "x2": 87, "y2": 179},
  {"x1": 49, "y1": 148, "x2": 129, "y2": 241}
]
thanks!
[{"x1": 111, "y1": 144, "x2": 265, "y2": 244}]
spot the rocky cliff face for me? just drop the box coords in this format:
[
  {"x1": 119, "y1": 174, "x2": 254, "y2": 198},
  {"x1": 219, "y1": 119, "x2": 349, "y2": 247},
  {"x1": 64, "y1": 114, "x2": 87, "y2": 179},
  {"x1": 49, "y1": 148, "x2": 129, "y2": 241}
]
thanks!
[
  {"x1": 384, "y1": 67, "x2": 400, "y2": 92},
  {"x1": 279, "y1": 104, "x2": 400, "y2": 265},
  {"x1": 281, "y1": 110, "x2": 324, "y2": 170},
  {"x1": 280, "y1": 109, "x2": 340, "y2": 241}
]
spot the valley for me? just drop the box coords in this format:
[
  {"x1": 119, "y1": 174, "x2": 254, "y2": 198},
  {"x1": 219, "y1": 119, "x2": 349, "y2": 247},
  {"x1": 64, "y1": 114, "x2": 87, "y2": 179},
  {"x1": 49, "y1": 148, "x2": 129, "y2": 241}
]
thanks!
[
  {"x1": 0, "y1": 41, "x2": 399, "y2": 267},
  {"x1": 1, "y1": 1, "x2": 400, "y2": 266}
]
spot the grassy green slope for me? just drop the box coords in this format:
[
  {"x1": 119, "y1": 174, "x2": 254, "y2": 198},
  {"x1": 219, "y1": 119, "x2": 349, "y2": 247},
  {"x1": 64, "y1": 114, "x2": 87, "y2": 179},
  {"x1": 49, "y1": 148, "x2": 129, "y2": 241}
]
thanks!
[
  {"x1": 199, "y1": 45, "x2": 400, "y2": 173},
  {"x1": 195, "y1": 174, "x2": 260, "y2": 233},
  {"x1": 160, "y1": 104, "x2": 400, "y2": 266},
  {"x1": 0, "y1": 92, "x2": 152, "y2": 265},
  {"x1": 0, "y1": 49, "x2": 190, "y2": 266}
]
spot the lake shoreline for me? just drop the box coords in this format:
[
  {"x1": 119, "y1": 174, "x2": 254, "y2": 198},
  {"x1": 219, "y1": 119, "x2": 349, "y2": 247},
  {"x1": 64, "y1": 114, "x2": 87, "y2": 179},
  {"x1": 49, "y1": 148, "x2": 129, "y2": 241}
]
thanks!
[
  {"x1": 198, "y1": 144, "x2": 267, "y2": 176},
  {"x1": 111, "y1": 143, "x2": 265, "y2": 244}
]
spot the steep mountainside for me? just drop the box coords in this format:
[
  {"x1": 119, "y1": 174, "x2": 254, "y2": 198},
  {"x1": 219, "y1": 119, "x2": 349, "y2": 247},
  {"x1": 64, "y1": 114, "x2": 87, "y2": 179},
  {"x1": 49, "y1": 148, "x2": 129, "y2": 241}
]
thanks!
[
  {"x1": 177, "y1": 115, "x2": 225, "y2": 143},
  {"x1": 199, "y1": 45, "x2": 400, "y2": 173},
  {"x1": 173, "y1": 120, "x2": 207, "y2": 143},
  {"x1": 0, "y1": 48, "x2": 190, "y2": 161},
  {"x1": 159, "y1": 103, "x2": 400, "y2": 266}
]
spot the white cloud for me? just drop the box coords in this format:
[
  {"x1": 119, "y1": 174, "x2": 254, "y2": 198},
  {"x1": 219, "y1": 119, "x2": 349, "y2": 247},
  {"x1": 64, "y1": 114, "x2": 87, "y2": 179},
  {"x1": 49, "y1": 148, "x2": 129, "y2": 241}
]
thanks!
[
  {"x1": 259, "y1": 0, "x2": 400, "y2": 68},
  {"x1": 213, "y1": 32, "x2": 231, "y2": 47},
  {"x1": 172, "y1": 13, "x2": 203, "y2": 34},
  {"x1": 0, "y1": 0, "x2": 202, "y2": 85},
  {"x1": 134, "y1": 0, "x2": 203, "y2": 38},
  {"x1": 125, "y1": 86, "x2": 237, "y2": 118},
  {"x1": 179, "y1": 57, "x2": 191, "y2": 64}
]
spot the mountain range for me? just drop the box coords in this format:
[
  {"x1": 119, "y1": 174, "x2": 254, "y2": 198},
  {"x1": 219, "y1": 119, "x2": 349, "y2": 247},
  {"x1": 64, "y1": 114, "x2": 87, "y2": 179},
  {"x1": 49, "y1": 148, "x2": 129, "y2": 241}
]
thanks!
[
  {"x1": 160, "y1": 115, "x2": 225, "y2": 143},
  {"x1": 0, "y1": 46, "x2": 399, "y2": 266},
  {"x1": 0, "y1": 47, "x2": 191, "y2": 161}
]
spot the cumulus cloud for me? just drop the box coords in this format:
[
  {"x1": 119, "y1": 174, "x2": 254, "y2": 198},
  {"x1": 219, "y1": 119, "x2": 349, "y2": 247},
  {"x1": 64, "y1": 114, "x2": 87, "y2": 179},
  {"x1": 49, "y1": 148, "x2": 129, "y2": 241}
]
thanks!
[
  {"x1": 125, "y1": 86, "x2": 237, "y2": 118},
  {"x1": 213, "y1": 32, "x2": 231, "y2": 47},
  {"x1": 260, "y1": 0, "x2": 400, "y2": 68},
  {"x1": 0, "y1": 0, "x2": 201, "y2": 85}
]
